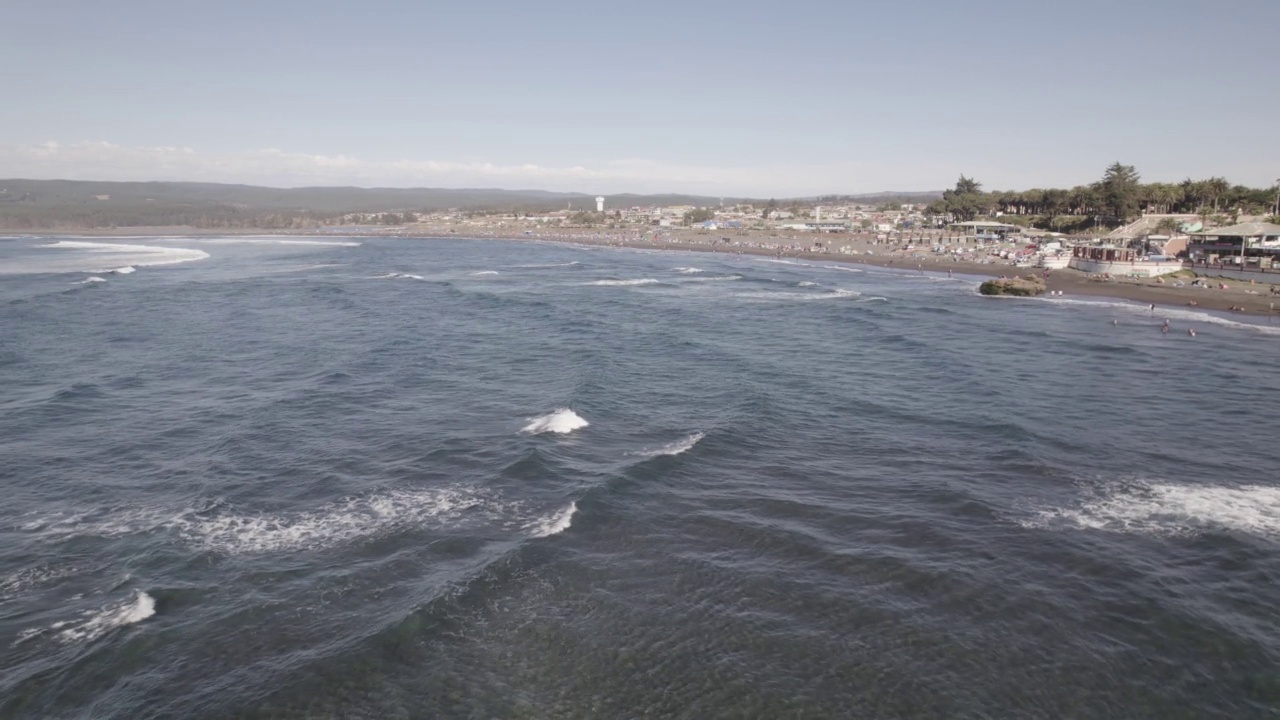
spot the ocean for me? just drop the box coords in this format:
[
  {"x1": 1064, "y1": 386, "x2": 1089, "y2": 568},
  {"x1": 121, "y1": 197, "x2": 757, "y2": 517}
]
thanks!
[{"x1": 1, "y1": 234, "x2": 1278, "y2": 719}]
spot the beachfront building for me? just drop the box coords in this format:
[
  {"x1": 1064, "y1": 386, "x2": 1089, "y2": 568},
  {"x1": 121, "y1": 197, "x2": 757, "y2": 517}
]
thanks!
[
  {"x1": 779, "y1": 221, "x2": 852, "y2": 233},
  {"x1": 1186, "y1": 222, "x2": 1280, "y2": 265},
  {"x1": 947, "y1": 221, "x2": 1024, "y2": 242},
  {"x1": 1068, "y1": 246, "x2": 1184, "y2": 278}
]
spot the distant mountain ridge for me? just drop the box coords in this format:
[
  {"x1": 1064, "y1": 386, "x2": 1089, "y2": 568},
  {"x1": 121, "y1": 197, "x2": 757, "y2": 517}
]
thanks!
[{"x1": 0, "y1": 179, "x2": 943, "y2": 229}]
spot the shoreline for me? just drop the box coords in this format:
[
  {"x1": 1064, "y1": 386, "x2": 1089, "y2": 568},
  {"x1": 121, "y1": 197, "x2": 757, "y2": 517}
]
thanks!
[{"x1": 9, "y1": 224, "x2": 1280, "y2": 318}]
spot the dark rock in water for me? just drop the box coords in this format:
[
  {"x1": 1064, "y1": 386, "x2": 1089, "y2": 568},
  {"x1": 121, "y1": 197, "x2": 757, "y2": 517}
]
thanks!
[{"x1": 979, "y1": 276, "x2": 1047, "y2": 297}]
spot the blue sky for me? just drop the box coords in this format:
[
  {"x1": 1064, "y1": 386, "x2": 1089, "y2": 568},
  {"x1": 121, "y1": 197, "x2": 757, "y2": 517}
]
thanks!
[{"x1": 2, "y1": 0, "x2": 1277, "y2": 196}]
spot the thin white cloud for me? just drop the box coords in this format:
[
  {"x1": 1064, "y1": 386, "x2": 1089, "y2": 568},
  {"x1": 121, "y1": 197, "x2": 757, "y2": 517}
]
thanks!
[{"x1": 0, "y1": 140, "x2": 826, "y2": 196}]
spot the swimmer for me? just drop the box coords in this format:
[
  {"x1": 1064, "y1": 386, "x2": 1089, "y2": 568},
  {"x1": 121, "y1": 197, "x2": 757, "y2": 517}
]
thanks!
[{"x1": 1187, "y1": 328, "x2": 1196, "y2": 337}]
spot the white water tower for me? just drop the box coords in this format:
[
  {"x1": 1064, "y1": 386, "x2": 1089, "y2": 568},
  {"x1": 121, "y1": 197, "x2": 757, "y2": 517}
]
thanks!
[{"x1": 596, "y1": 196, "x2": 605, "y2": 212}]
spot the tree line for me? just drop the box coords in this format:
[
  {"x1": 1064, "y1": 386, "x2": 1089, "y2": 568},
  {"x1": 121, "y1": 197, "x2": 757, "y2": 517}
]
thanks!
[{"x1": 928, "y1": 164, "x2": 1279, "y2": 229}]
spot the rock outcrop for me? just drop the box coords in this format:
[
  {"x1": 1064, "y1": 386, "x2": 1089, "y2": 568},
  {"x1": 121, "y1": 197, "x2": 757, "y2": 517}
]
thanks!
[{"x1": 978, "y1": 275, "x2": 1046, "y2": 297}]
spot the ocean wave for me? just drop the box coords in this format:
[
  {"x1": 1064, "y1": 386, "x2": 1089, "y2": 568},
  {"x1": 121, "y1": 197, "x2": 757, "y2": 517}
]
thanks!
[
  {"x1": 587, "y1": 278, "x2": 660, "y2": 287},
  {"x1": 74, "y1": 276, "x2": 107, "y2": 284},
  {"x1": 172, "y1": 488, "x2": 492, "y2": 553},
  {"x1": 527, "y1": 502, "x2": 577, "y2": 537},
  {"x1": 679, "y1": 275, "x2": 742, "y2": 283},
  {"x1": 193, "y1": 237, "x2": 362, "y2": 247},
  {"x1": 42, "y1": 240, "x2": 210, "y2": 272},
  {"x1": 51, "y1": 590, "x2": 156, "y2": 644},
  {"x1": 516, "y1": 261, "x2": 580, "y2": 268},
  {"x1": 1031, "y1": 296, "x2": 1280, "y2": 335},
  {"x1": 371, "y1": 272, "x2": 425, "y2": 281},
  {"x1": 0, "y1": 563, "x2": 79, "y2": 599},
  {"x1": 521, "y1": 408, "x2": 589, "y2": 435},
  {"x1": 798, "y1": 281, "x2": 818, "y2": 287},
  {"x1": 470, "y1": 270, "x2": 500, "y2": 276},
  {"x1": 734, "y1": 288, "x2": 861, "y2": 301},
  {"x1": 15, "y1": 487, "x2": 503, "y2": 553},
  {"x1": 1022, "y1": 481, "x2": 1280, "y2": 540},
  {"x1": 674, "y1": 267, "x2": 704, "y2": 274},
  {"x1": 630, "y1": 432, "x2": 705, "y2": 458}
]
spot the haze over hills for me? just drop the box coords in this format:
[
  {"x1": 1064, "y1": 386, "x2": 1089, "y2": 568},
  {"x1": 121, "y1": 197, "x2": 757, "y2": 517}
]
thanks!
[{"x1": 0, "y1": 179, "x2": 942, "y2": 229}]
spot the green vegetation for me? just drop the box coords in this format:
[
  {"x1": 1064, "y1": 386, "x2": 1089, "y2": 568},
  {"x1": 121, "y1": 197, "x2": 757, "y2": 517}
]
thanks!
[
  {"x1": 0, "y1": 180, "x2": 738, "y2": 229},
  {"x1": 928, "y1": 165, "x2": 1279, "y2": 229},
  {"x1": 682, "y1": 207, "x2": 716, "y2": 226}
]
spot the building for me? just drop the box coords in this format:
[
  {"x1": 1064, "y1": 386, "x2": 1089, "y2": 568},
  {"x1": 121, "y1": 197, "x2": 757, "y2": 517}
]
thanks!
[
  {"x1": 596, "y1": 196, "x2": 605, "y2": 212},
  {"x1": 1186, "y1": 222, "x2": 1280, "y2": 263},
  {"x1": 947, "y1": 220, "x2": 1023, "y2": 241}
]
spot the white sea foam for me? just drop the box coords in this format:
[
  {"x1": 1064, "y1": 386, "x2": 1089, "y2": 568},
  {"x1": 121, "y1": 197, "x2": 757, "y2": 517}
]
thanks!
[
  {"x1": 735, "y1": 288, "x2": 861, "y2": 301},
  {"x1": 680, "y1": 275, "x2": 742, "y2": 283},
  {"x1": 798, "y1": 281, "x2": 818, "y2": 287},
  {"x1": 862, "y1": 296, "x2": 888, "y2": 302},
  {"x1": 1023, "y1": 482, "x2": 1280, "y2": 540},
  {"x1": 587, "y1": 278, "x2": 660, "y2": 286},
  {"x1": 674, "y1": 267, "x2": 705, "y2": 274},
  {"x1": 521, "y1": 408, "x2": 589, "y2": 435},
  {"x1": 75, "y1": 276, "x2": 107, "y2": 284},
  {"x1": 55, "y1": 590, "x2": 156, "y2": 643},
  {"x1": 1030, "y1": 296, "x2": 1280, "y2": 335},
  {"x1": 631, "y1": 432, "x2": 705, "y2": 458},
  {"x1": 39, "y1": 240, "x2": 210, "y2": 274},
  {"x1": 517, "y1": 261, "x2": 579, "y2": 268},
  {"x1": 193, "y1": 237, "x2": 361, "y2": 247},
  {"x1": 17, "y1": 487, "x2": 500, "y2": 553},
  {"x1": 372, "y1": 272, "x2": 425, "y2": 281},
  {"x1": 0, "y1": 563, "x2": 78, "y2": 599},
  {"x1": 172, "y1": 488, "x2": 489, "y2": 553},
  {"x1": 267, "y1": 263, "x2": 345, "y2": 273},
  {"x1": 470, "y1": 270, "x2": 500, "y2": 276},
  {"x1": 528, "y1": 502, "x2": 577, "y2": 537}
]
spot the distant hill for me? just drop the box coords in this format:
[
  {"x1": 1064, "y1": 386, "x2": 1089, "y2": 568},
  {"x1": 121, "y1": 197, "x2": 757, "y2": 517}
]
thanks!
[{"x1": 0, "y1": 179, "x2": 942, "y2": 229}]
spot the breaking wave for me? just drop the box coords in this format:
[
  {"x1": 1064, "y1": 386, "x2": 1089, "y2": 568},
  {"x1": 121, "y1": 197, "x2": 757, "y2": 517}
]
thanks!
[
  {"x1": 521, "y1": 408, "x2": 589, "y2": 435},
  {"x1": 587, "y1": 278, "x2": 660, "y2": 287},
  {"x1": 75, "y1": 276, "x2": 107, "y2": 284},
  {"x1": 680, "y1": 275, "x2": 742, "y2": 283},
  {"x1": 41, "y1": 240, "x2": 210, "y2": 273},
  {"x1": 631, "y1": 432, "x2": 705, "y2": 458},
  {"x1": 171, "y1": 488, "x2": 494, "y2": 553},
  {"x1": 372, "y1": 272, "x2": 425, "y2": 281},
  {"x1": 49, "y1": 590, "x2": 156, "y2": 644},
  {"x1": 470, "y1": 270, "x2": 499, "y2": 276},
  {"x1": 674, "y1": 267, "x2": 704, "y2": 274},
  {"x1": 528, "y1": 502, "x2": 577, "y2": 537},
  {"x1": 734, "y1": 288, "x2": 861, "y2": 301},
  {"x1": 15, "y1": 487, "x2": 505, "y2": 554},
  {"x1": 1022, "y1": 481, "x2": 1280, "y2": 540},
  {"x1": 1031, "y1": 296, "x2": 1280, "y2": 335}
]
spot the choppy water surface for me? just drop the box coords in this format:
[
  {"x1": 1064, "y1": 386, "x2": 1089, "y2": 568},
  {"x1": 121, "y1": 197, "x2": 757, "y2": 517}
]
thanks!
[{"x1": 2, "y1": 235, "x2": 1278, "y2": 718}]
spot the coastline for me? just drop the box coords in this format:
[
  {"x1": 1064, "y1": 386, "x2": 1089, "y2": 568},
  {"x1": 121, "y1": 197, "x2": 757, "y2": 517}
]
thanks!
[{"x1": 9, "y1": 224, "x2": 1280, "y2": 318}]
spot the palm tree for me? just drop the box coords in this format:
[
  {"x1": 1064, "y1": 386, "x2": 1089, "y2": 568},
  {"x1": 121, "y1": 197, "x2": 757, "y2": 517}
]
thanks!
[
  {"x1": 1205, "y1": 177, "x2": 1230, "y2": 212},
  {"x1": 1154, "y1": 217, "x2": 1182, "y2": 236}
]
